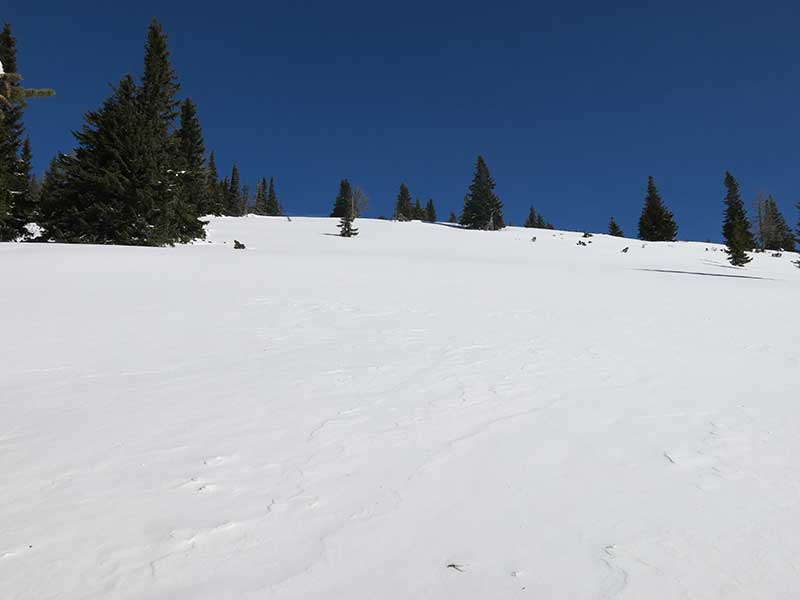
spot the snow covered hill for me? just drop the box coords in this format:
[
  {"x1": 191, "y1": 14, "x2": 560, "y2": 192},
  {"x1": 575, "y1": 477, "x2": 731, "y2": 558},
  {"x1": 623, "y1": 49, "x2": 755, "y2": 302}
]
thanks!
[{"x1": 1, "y1": 216, "x2": 799, "y2": 599}]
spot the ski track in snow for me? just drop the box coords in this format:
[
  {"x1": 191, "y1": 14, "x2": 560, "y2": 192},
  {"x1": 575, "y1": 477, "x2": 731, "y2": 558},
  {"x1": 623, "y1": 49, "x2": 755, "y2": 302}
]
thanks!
[{"x1": 2, "y1": 216, "x2": 799, "y2": 599}]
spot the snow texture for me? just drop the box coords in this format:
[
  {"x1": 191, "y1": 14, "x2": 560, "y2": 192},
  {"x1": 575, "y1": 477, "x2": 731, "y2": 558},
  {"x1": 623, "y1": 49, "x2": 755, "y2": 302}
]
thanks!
[{"x1": 1, "y1": 216, "x2": 799, "y2": 599}]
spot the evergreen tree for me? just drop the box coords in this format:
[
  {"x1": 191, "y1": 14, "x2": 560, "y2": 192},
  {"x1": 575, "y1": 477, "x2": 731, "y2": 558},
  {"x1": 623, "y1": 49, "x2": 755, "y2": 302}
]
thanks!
[
  {"x1": 227, "y1": 164, "x2": 241, "y2": 215},
  {"x1": 331, "y1": 179, "x2": 352, "y2": 218},
  {"x1": 524, "y1": 206, "x2": 538, "y2": 228},
  {"x1": 240, "y1": 184, "x2": 250, "y2": 216},
  {"x1": 722, "y1": 171, "x2": 755, "y2": 249},
  {"x1": 461, "y1": 155, "x2": 504, "y2": 230},
  {"x1": 10, "y1": 136, "x2": 34, "y2": 236},
  {"x1": 756, "y1": 194, "x2": 795, "y2": 252},
  {"x1": 448, "y1": 211, "x2": 458, "y2": 223},
  {"x1": 722, "y1": 172, "x2": 753, "y2": 266},
  {"x1": 413, "y1": 198, "x2": 423, "y2": 220},
  {"x1": 266, "y1": 176, "x2": 281, "y2": 215},
  {"x1": 338, "y1": 185, "x2": 358, "y2": 237},
  {"x1": 170, "y1": 98, "x2": 207, "y2": 240},
  {"x1": 608, "y1": 216, "x2": 624, "y2": 237},
  {"x1": 394, "y1": 182, "x2": 412, "y2": 220},
  {"x1": 41, "y1": 75, "x2": 160, "y2": 243},
  {"x1": 638, "y1": 176, "x2": 678, "y2": 241},
  {"x1": 254, "y1": 177, "x2": 267, "y2": 215},
  {"x1": 206, "y1": 151, "x2": 224, "y2": 215},
  {"x1": 0, "y1": 22, "x2": 24, "y2": 240},
  {"x1": 139, "y1": 19, "x2": 185, "y2": 244},
  {"x1": 425, "y1": 198, "x2": 436, "y2": 223}
]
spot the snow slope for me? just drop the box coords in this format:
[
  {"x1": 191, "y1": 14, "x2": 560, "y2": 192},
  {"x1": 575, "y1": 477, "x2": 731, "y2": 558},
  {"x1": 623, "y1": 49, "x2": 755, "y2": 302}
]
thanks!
[{"x1": 1, "y1": 217, "x2": 799, "y2": 599}]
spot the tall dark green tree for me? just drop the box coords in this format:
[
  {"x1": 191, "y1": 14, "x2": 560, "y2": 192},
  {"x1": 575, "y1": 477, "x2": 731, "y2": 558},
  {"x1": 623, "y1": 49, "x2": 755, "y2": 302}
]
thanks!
[
  {"x1": 394, "y1": 183, "x2": 413, "y2": 220},
  {"x1": 413, "y1": 198, "x2": 423, "y2": 220},
  {"x1": 266, "y1": 176, "x2": 281, "y2": 215},
  {"x1": 722, "y1": 171, "x2": 755, "y2": 250},
  {"x1": 756, "y1": 194, "x2": 795, "y2": 252},
  {"x1": 722, "y1": 172, "x2": 753, "y2": 266},
  {"x1": 254, "y1": 177, "x2": 268, "y2": 215},
  {"x1": 206, "y1": 151, "x2": 225, "y2": 215},
  {"x1": 524, "y1": 206, "x2": 538, "y2": 228},
  {"x1": 0, "y1": 22, "x2": 24, "y2": 240},
  {"x1": 41, "y1": 75, "x2": 159, "y2": 243},
  {"x1": 461, "y1": 155, "x2": 504, "y2": 230},
  {"x1": 331, "y1": 179, "x2": 352, "y2": 218},
  {"x1": 608, "y1": 216, "x2": 624, "y2": 237},
  {"x1": 10, "y1": 136, "x2": 35, "y2": 235},
  {"x1": 227, "y1": 163, "x2": 241, "y2": 215},
  {"x1": 638, "y1": 176, "x2": 678, "y2": 241},
  {"x1": 425, "y1": 199, "x2": 436, "y2": 223},
  {"x1": 338, "y1": 190, "x2": 358, "y2": 238},
  {"x1": 169, "y1": 98, "x2": 208, "y2": 240}
]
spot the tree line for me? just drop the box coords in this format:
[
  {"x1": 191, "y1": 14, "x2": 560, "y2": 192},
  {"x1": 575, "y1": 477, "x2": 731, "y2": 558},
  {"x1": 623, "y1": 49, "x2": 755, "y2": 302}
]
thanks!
[
  {"x1": 1, "y1": 20, "x2": 798, "y2": 266},
  {"x1": 0, "y1": 20, "x2": 284, "y2": 246}
]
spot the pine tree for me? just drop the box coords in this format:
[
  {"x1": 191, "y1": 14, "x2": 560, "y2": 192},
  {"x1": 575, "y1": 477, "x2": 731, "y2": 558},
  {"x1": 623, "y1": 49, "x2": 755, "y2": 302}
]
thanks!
[
  {"x1": 139, "y1": 19, "x2": 185, "y2": 244},
  {"x1": 638, "y1": 176, "x2": 678, "y2": 241},
  {"x1": 722, "y1": 171, "x2": 754, "y2": 251},
  {"x1": 425, "y1": 198, "x2": 436, "y2": 223},
  {"x1": 10, "y1": 136, "x2": 34, "y2": 236},
  {"x1": 331, "y1": 179, "x2": 352, "y2": 218},
  {"x1": 461, "y1": 155, "x2": 504, "y2": 230},
  {"x1": 608, "y1": 216, "x2": 624, "y2": 237},
  {"x1": 394, "y1": 183, "x2": 412, "y2": 220},
  {"x1": 266, "y1": 176, "x2": 281, "y2": 215},
  {"x1": 170, "y1": 98, "x2": 207, "y2": 240},
  {"x1": 524, "y1": 206, "x2": 537, "y2": 228},
  {"x1": 722, "y1": 172, "x2": 753, "y2": 266},
  {"x1": 757, "y1": 194, "x2": 795, "y2": 252},
  {"x1": 448, "y1": 211, "x2": 458, "y2": 223},
  {"x1": 206, "y1": 151, "x2": 225, "y2": 215},
  {"x1": 227, "y1": 164, "x2": 241, "y2": 215},
  {"x1": 413, "y1": 198, "x2": 423, "y2": 220},
  {"x1": 0, "y1": 22, "x2": 24, "y2": 240},
  {"x1": 338, "y1": 186, "x2": 358, "y2": 237},
  {"x1": 41, "y1": 75, "x2": 161, "y2": 244},
  {"x1": 253, "y1": 177, "x2": 267, "y2": 215}
]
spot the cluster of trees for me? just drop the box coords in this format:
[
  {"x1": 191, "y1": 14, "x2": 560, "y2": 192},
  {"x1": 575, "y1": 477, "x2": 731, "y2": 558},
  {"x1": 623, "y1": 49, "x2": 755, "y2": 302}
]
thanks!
[
  {"x1": 1, "y1": 20, "x2": 284, "y2": 246},
  {"x1": 524, "y1": 206, "x2": 554, "y2": 230},
  {"x1": 0, "y1": 23, "x2": 52, "y2": 241},
  {"x1": 392, "y1": 183, "x2": 436, "y2": 222},
  {"x1": 617, "y1": 172, "x2": 798, "y2": 266}
]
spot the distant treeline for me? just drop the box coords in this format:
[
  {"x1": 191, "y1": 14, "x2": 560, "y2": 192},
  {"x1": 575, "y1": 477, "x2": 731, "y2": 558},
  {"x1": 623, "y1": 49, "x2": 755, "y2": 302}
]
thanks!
[{"x1": 0, "y1": 20, "x2": 798, "y2": 267}]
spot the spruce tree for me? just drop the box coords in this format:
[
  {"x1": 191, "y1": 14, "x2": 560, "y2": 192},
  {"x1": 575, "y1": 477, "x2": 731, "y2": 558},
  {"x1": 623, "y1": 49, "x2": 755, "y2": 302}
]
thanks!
[
  {"x1": 394, "y1": 183, "x2": 412, "y2": 220},
  {"x1": 638, "y1": 176, "x2": 678, "y2": 241},
  {"x1": 461, "y1": 155, "x2": 504, "y2": 230},
  {"x1": 448, "y1": 211, "x2": 457, "y2": 223},
  {"x1": 0, "y1": 22, "x2": 24, "y2": 240},
  {"x1": 425, "y1": 198, "x2": 436, "y2": 223},
  {"x1": 170, "y1": 98, "x2": 207, "y2": 240},
  {"x1": 331, "y1": 179, "x2": 352, "y2": 218},
  {"x1": 722, "y1": 171, "x2": 755, "y2": 250},
  {"x1": 265, "y1": 176, "x2": 280, "y2": 215},
  {"x1": 227, "y1": 164, "x2": 241, "y2": 215},
  {"x1": 524, "y1": 206, "x2": 537, "y2": 228},
  {"x1": 206, "y1": 151, "x2": 224, "y2": 215},
  {"x1": 757, "y1": 195, "x2": 795, "y2": 252},
  {"x1": 413, "y1": 198, "x2": 423, "y2": 220},
  {"x1": 608, "y1": 216, "x2": 624, "y2": 237},
  {"x1": 253, "y1": 177, "x2": 267, "y2": 215},
  {"x1": 338, "y1": 188, "x2": 358, "y2": 237},
  {"x1": 10, "y1": 136, "x2": 34, "y2": 236}
]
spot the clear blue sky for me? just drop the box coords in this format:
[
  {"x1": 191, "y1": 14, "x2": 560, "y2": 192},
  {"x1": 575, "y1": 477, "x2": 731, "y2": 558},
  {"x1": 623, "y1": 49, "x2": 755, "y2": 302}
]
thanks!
[{"x1": 7, "y1": 0, "x2": 800, "y2": 240}]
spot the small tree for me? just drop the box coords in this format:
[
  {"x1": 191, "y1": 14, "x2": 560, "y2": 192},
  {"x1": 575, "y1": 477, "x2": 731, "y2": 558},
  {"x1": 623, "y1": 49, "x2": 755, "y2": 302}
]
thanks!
[
  {"x1": 722, "y1": 171, "x2": 755, "y2": 252},
  {"x1": 331, "y1": 179, "x2": 352, "y2": 218},
  {"x1": 265, "y1": 176, "x2": 281, "y2": 215},
  {"x1": 608, "y1": 216, "x2": 624, "y2": 237},
  {"x1": 461, "y1": 155, "x2": 504, "y2": 230},
  {"x1": 448, "y1": 211, "x2": 458, "y2": 223},
  {"x1": 425, "y1": 198, "x2": 436, "y2": 222},
  {"x1": 352, "y1": 185, "x2": 368, "y2": 217},
  {"x1": 638, "y1": 176, "x2": 678, "y2": 241},
  {"x1": 524, "y1": 206, "x2": 538, "y2": 228},
  {"x1": 394, "y1": 183, "x2": 412, "y2": 220},
  {"x1": 338, "y1": 191, "x2": 358, "y2": 238}
]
